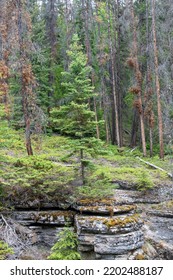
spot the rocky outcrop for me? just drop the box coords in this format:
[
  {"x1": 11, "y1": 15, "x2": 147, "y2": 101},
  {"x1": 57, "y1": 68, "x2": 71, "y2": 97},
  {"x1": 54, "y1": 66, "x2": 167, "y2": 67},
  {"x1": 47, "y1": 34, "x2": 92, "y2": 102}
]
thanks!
[
  {"x1": 73, "y1": 199, "x2": 137, "y2": 215},
  {"x1": 95, "y1": 231, "x2": 143, "y2": 255},
  {"x1": 113, "y1": 188, "x2": 173, "y2": 260},
  {"x1": 76, "y1": 212, "x2": 143, "y2": 259},
  {"x1": 1, "y1": 183, "x2": 173, "y2": 260},
  {"x1": 10, "y1": 210, "x2": 74, "y2": 226},
  {"x1": 1, "y1": 199, "x2": 144, "y2": 260}
]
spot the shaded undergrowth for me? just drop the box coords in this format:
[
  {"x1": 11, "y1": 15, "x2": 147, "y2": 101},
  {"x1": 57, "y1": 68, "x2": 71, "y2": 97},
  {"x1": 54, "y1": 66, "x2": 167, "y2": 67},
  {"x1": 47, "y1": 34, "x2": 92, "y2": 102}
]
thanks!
[{"x1": 0, "y1": 121, "x2": 172, "y2": 207}]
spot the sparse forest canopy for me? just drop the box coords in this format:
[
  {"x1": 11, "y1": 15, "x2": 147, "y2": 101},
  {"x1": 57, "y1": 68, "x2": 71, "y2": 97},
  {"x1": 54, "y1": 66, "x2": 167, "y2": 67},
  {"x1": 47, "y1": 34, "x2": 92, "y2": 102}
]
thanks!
[
  {"x1": 0, "y1": 0, "x2": 173, "y2": 160},
  {"x1": 0, "y1": 0, "x2": 173, "y2": 158},
  {"x1": 1, "y1": 0, "x2": 173, "y2": 158}
]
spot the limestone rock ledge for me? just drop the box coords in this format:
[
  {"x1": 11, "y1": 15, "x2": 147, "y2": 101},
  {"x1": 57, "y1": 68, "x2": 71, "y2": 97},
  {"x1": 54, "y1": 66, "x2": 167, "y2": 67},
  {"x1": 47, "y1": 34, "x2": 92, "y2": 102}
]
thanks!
[
  {"x1": 1, "y1": 202, "x2": 144, "y2": 260},
  {"x1": 95, "y1": 231, "x2": 143, "y2": 255},
  {"x1": 10, "y1": 211, "x2": 74, "y2": 226},
  {"x1": 76, "y1": 214, "x2": 144, "y2": 259}
]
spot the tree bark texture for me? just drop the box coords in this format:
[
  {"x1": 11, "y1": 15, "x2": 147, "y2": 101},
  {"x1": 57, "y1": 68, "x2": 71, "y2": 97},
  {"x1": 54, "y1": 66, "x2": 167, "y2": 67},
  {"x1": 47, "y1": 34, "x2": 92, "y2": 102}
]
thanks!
[
  {"x1": 18, "y1": 0, "x2": 34, "y2": 156},
  {"x1": 129, "y1": 0, "x2": 146, "y2": 156},
  {"x1": 107, "y1": 0, "x2": 120, "y2": 147},
  {"x1": 151, "y1": 0, "x2": 164, "y2": 159}
]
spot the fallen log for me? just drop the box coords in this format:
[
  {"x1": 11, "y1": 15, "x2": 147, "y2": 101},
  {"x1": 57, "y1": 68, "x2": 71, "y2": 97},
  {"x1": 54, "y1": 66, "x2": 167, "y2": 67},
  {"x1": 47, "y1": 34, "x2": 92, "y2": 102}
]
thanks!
[{"x1": 137, "y1": 157, "x2": 173, "y2": 179}]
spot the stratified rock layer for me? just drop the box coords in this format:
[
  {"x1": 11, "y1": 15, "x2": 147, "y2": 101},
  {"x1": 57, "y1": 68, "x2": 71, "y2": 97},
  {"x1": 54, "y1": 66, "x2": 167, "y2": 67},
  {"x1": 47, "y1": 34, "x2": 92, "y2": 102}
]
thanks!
[
  {"x1": 1, "y1": 199, "x2": 144, "y2": 260},
  {"x1": 75, "y1": 212, "x2": 144, "y2": 259}
]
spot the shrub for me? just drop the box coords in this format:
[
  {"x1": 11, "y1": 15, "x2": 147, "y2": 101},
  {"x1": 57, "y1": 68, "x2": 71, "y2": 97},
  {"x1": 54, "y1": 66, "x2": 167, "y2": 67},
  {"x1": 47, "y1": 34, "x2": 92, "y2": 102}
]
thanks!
[
  {"x1": 47, "y1": 228, "x2": 81, "y2": 260},
  {"x1": 0, "y1": 241, "x2": 14, "y2": 260},
  {"x1": 136, "y1": 171, "x2": 153, "y2": 190}
]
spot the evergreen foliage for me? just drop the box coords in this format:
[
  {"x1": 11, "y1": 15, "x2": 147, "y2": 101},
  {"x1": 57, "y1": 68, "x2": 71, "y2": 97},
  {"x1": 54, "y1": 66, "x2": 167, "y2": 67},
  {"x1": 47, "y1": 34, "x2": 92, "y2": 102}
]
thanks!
[
  {"x1": 50, "y1": 34, "x2": 102, "y2": 184},
  {"x1": 0, "y1": 241, "x2": 14, "y2": 260},
  {"x1": 51, "y1": 34, "x2": 96, "y2": 136},
  {"x1": 1, "y1": 0, "x2": 172, "y2": 156},
  {"x1": 47, "y1": 228, "x2": 81, "y2": 260}
]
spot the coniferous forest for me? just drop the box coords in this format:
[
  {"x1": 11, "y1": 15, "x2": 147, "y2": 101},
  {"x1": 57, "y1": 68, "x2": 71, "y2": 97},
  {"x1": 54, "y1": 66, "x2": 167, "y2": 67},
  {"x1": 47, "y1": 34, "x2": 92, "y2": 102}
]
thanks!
[{"x1": 0, "y1": 0, "x2": 173, "y2": 260}]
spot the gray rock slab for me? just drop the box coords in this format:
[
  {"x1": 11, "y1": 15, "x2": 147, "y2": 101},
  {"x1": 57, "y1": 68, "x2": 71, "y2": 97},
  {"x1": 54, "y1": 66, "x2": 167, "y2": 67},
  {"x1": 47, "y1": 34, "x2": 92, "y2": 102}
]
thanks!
[
  {"x1": 75, "y1": 214, "x2": 143, "y2": 235},
  {"x1": 11, "y1": 211, "x2": 74, "y2": 226},
  {"x1": 94, "y1": 230, "x2": 144, "y2": 255}
]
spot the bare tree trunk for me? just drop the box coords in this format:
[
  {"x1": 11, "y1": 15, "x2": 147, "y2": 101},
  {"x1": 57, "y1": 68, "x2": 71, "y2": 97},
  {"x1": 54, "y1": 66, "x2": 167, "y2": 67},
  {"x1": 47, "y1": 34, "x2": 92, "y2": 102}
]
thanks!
[
  {"x1": 46, "y1": 0, "x2": 57, "y2": 117},
  {"x1": 137, "y1": 157, "x2": 172, "y2": 178},
  {"x1": 141, "y1": 0, "x2": 154, "y2": 157},
  {"x1": 96, "y1": 2, "x2": 110, "y2": 142},
  {"x1": 107, "y1": 0, "x2": 120, "y2": 147},
  {"x1": 149, "y1": 127, "x2": 153, "y2": 157},
  {"x1": 151, "y1": 0, "x2": 164, "y2": 159},
  {"x1": 93, "y1": 94, "x2": 100, "y2": 139},
  {"x1": 131, "y1": 109, "x2": 139, "y2": 147},
  {"x1": 115, "y1": 0, "x2": 123, "y2": 147},
  {"x1": 129, "y1": 0, "x2": 146, "y2": 156},
  {"x1": 83, "y1": 0, "x2": 100, "y2": 139},
  {"x1": 80, "y1": 148, "x2": 85, "y2": 185},
  {"x1": 102, "y1": 81, "x2": 111, "y2": 143},
  {"x1": 17, "y1": 0, "x2": 34, "y2": 156},
  {"x1": 0, "y1": 0, "x2": 11, "y2": 122}
]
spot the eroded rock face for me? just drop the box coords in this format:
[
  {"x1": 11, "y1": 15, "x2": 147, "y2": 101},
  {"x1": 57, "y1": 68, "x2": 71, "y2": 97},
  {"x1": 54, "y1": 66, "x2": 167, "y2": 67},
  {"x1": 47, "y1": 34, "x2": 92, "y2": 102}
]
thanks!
[
  {"x1": 73, "y1": 199, "x2": 137, "y2": 215},
  {"x1": 1, "y1": 200, "x2": 144, "y2": 260},
  {"x1": 114, "y1": 187, "x2": 173, "y2": 260},
  {"x1": 76, "y1": 214, "x2": 143, "y2": 235},
  {"x1": 95, "y1": 231, "x2": 143, "y2": 255},
  {"x1": 11, "y1": 211, "x2": 74, "y2": 226},
  {"x1": 2, "y1": 182, "x2": 173, "y2": 260},
  {"x1": 75, "y1": 212, "x2": 144, "y2": 259}
]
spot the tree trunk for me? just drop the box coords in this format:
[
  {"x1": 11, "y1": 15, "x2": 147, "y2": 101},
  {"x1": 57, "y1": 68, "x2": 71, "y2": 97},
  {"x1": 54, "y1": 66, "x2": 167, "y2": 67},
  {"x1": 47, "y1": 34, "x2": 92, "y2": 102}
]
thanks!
[
  {"x1": 18, "y1": 0, "x2": 34, "y2": 156},
  {"x1": 80, "y1": 148, "x2": 85, "y2": 185},
  {"x1": 115, "y1": 0, "x2": 123, "y2": 147},
  {"x1": 102, "y1": 81, "x2": 111, "y2": 143},
  {"x1": 25, "y1": 118, "x2": 33, "y2": 156},
  {"x1": 0, "y1": 0, "x2": 10, "y2": 123},
  {"x1": 130, "y1": 0, "x2": 146, "y2": 156},
  {"x1": 137, "y1": 157, "x2": 172, "y2": 178},
  {"x1": 96, "y1": 2, "x2": 110, "y2": 142},
  {"x1": 131, "y1": 109, "x2": 139, "y2": 147},
  {"x1": 149, "y1": 127, "x2": 153, "y2": 157},
  {"x1": 83, "y1": 0, "x2": 100, "y2": 139},
  {"x1": 151, "y1": 0, "x2": 164, "y2": 159},
  {"x1": 146, "y1": 0, "x2": 154, "y2": 157},
  {"x1": 107, "y1": 0, "x2": 120, "y2": 147},
  {"x1": 46, "y1": 0, "x2": 57, "y2": 116}
]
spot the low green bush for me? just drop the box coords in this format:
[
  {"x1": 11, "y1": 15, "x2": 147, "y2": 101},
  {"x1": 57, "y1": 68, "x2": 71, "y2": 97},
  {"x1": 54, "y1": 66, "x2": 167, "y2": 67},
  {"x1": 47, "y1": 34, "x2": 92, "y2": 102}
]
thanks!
[
  {"x1": 47, "y1": 228, "x2": 81, "y2": 260},
  {"x1": 0, "y1": 241, "x2": 14, "y2": 260}
]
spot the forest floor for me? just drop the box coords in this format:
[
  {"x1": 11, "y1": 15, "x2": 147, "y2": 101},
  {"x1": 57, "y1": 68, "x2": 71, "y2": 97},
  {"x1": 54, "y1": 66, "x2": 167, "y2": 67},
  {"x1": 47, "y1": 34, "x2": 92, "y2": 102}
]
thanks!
[{"x1": 1, "y1": 120, "x2": 173, "y2": 208}]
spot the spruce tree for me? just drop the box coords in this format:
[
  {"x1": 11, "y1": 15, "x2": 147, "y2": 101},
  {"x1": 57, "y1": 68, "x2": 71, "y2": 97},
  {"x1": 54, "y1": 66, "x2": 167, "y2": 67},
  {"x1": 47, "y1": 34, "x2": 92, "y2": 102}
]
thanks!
[
  {"x1": 47, "y1": 228, "x2": 81, "y2": 260},
  {"x1": 51, "y1": 34, "x2": 100, "y2": 184}
]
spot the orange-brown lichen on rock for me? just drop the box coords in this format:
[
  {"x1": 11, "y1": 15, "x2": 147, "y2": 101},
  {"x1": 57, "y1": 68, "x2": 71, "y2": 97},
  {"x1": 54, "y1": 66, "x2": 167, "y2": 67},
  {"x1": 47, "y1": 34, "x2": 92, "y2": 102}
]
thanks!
[
  {"x1": 31, "y1": 211, "x2": 74, "y2": 223},
  {"x1": 135, "y1": 253, "x2": 145, "y2": 260},
  {"x1": 76, "y1": 198, "x2": 116, "y2": 207},
  {"x1": 103, "y1": 214, "x2": 141, "y2": 228}
]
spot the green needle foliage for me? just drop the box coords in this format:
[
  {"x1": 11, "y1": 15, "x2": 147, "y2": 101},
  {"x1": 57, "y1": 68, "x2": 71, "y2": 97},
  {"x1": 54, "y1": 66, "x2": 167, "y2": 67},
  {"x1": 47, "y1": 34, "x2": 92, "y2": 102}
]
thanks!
[
  {"x1": 51, "y1": 33, "x2": 96, "y2": 137},
  {"x1": 50, "y1": 34, "x2": 102, "y2": 184},
  {"x1": 0, "y1": 241, "x2": 14, "y2": 260},
  {"x1": 47, "y1": 228, "x2": 81, "y2": 260}
]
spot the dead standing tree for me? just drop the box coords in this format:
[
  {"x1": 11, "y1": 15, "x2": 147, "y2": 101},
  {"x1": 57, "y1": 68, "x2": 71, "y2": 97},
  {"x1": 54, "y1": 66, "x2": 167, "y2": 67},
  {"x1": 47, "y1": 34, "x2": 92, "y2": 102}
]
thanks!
[
  {"x1": 107, "y1": 0, "x2": 121, "y2": 147},
  {"x1": 15, "y1": 0, "x2": 39, "y2": 156},
  {"x1": 151, "y1": 0, "x2": 164, "y2": 159},
  {"x1": 128, "y1": 0, "x2": 147, "y2": 156},
  {"x1": 0, "y1": 0, "x2": 12, "y2": 122}
]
